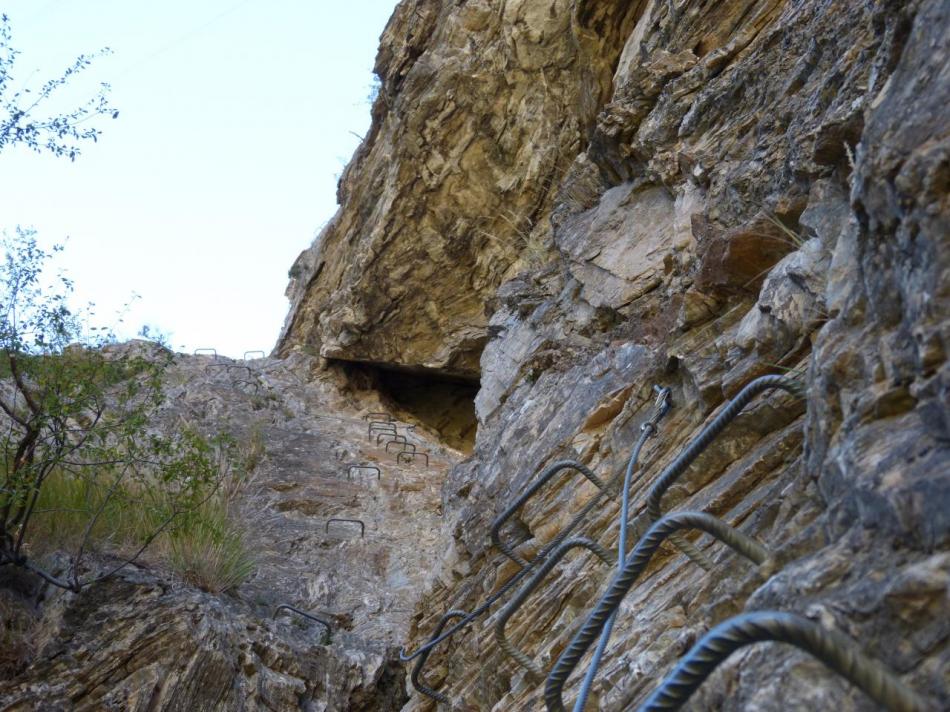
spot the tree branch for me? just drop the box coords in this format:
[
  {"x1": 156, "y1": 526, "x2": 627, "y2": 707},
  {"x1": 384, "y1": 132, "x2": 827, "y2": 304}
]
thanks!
[
  {"x1": 70, "y1": 462, "x2": 130, "y2": 586},
  {"x1": 7, "y1": 353, "x2": 40, "y2": 416}
]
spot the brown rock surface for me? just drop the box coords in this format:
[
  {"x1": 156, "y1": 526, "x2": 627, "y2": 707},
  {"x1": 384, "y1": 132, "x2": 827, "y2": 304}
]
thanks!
[
  {"x1": 277, "y1": 1, "x2": 645, "y2": 378},
  {"x1": 357, "y1": 0, "x2": 947, "y2": 710}
]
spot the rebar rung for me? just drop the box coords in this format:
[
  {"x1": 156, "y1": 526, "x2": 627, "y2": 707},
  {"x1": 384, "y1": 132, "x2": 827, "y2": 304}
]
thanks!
[{"x1": 638, "y1": 611, "x2": 932, "y2": 712}]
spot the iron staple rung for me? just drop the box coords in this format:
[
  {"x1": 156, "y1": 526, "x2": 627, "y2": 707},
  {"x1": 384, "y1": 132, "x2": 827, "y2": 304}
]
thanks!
[
  {"x1": 399, "y1": 462, "x2": 627, "y2": 664},
  {"x1": 273, "y1": 604, "x2": 331, "y2": 643},
  {"x1": 645, "y1": 375, "x2": 800, "y2": 569},
  {"x1": 347, "y1": 464, "x2": 381, "y2": 481},
  {"x1": 324, "y1": 518, "x2": 366, "y2": 538},
  {"x1": 411, "y1": 610, "x2": 470, "y2": 705},
  {"x1": 398, "y1": 450, "x2": 429, "y2": 466},
  {"x1": 495, "y1": 537, "x2": 615, "y2": 677},
  {"x1": 637, "y1": 612, "x2": 931, "y2": 712},
  {"x1": 490, "y1": 460, "x2": 610, "y2": 569}
]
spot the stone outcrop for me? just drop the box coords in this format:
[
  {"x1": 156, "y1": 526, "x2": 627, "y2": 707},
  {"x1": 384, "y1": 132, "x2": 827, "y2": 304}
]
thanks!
[
  {"x1": 0, "y1": 569, "x2": 404, "y2": 711},
  {"x1": 2, "y1": 0, "x2": 947, "y2": 710},
  {"x1": 280, "y1": 0, "x2": 949, "y2": 710},
  {"x1": 277, "y1": 1, "x2": 645, "y2": 379}
]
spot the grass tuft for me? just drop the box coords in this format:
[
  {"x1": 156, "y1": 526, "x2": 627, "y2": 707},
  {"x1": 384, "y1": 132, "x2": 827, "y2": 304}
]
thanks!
[
  {"x1": 27, "y1": 467, "x2": 256, "y2": 594},
  {"x1": 164, "y1": 501, "x2": 256, "y2": 594}
]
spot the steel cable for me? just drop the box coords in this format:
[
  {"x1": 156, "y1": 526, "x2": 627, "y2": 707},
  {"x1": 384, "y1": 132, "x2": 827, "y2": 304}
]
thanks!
[
  {"x1": 573, "y1": 386, "x2": 672, "y2": 711},
  {"x1": 411, "y1": 609, "x2": 469, "y2": 706},
  {"x1": 637, "y1": 611, "x2": 932, "y2": 712},
  {"x1": 545, "y1": 511, "x2": 768, "y2": 712},
  {"x1": 494, "y1": 537, "x2": 615, "y2": 678},
  {"x1": 645, "y1": 375, "x2": 800, "y2": 569}
]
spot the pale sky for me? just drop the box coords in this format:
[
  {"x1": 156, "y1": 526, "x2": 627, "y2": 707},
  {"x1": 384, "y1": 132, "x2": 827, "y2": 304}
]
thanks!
[{"x1": 0, "y1": 0, "x2": 399, "y2": 357}]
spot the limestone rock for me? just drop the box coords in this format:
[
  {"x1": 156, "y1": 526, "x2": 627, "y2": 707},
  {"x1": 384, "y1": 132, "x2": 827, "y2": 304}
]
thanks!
[
  {"x1": 4, "y1": 0, "x2": 948, "y2": 710},
  {"x1": 277, "y1": 1, "x2": 645, "y2": 379}
]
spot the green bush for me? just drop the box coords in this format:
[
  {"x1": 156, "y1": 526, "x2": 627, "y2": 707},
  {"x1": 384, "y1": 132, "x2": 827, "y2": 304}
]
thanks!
[{"x1": 0, "y1": 229, "x2": 238, "y2": 592}]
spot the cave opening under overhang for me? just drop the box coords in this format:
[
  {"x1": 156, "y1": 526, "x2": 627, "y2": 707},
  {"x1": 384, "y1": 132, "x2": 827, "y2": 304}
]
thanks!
[{"x1": 334, "y1": 360, "x2": 479, "y2": 454}]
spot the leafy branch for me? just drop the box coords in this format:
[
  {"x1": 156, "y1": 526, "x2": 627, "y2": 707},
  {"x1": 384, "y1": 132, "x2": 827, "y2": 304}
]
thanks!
[{"x1": 0, "y1": 13, "x2": 118, "y2": 161}]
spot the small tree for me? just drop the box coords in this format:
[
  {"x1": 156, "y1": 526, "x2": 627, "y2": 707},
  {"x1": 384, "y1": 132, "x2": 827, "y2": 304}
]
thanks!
[
  {"x1": 0, "y1": 228, "x2": 228, "y2": 591},
  {"x1": 0, "y1": 13, "x2": 117, "y2": 160}
]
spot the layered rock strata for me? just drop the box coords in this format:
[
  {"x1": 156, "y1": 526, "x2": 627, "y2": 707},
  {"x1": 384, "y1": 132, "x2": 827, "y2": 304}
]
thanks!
[
  {"x1": 3, "y1": 0, "x2": 947, "y2": 710},
  {"x1": 306, "y1": 0, "x2": 947, "y2": 710},
  {"x1": 278, "y1": 0, "x2": 646, "y2": 378}
]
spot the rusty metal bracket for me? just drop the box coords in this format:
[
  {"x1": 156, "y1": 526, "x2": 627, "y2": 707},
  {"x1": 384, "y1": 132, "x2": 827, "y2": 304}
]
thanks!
[
  {"x1": 368, "y1": 422, "x2": 397, "y2": 440},
  {"x1": 645, "y1": 374, "x2": 800, "y2": 570},
  {"x1": 205, "y1": 362, "x2": 254, "y2": 377},
  {"x1": 545, "y1": 511, "x2": 769, "y2": 712},
  {"x1": 397, "y1": 450, "x2": 429, "y2": 467},
  {"x1": 490, "y1": 460, "x2": 610, "y2": 569},
  {"x1": 392, "y1": 444, "x2": 418, "y2": 460},
  {"x1": 385, "y1": 437, "x2": 415, "y2": 453},
  {"x1": 377, "y1": 431, "x2": 409, "y2": 447},
  {"x1": 325, "y1": 518, "x2": 366, "y2": 538},
  {"x1": 363, "y1": 412, "x2": 394, "y2": 422},
  {"x1": 638, "y1": 611, "x2": 931, "y2": 712},
  {"x1": 233, "y1": 378, "x2": 260, "y2": 393},
  {"x1": 411, "y1": 609, "x2": 470, "y2": 705},
  {"x1": 193, "y1": 347, "x2": 217, "y2": 359},
  {"x1": 273, "y1": 604, "x2": 331, "y2": 643},
  {"x1": 227, "y1": 363, "x2": 254, "y2": 378},
  {"x1": 348, "y1": 464, "x2": 381, "y2": 481},
  {"x1": 495, "y1": 538, "x2": 615, "y2": 677},
  {"x1": 243, "y1": 350, "x2": 266, "y2": 360}
]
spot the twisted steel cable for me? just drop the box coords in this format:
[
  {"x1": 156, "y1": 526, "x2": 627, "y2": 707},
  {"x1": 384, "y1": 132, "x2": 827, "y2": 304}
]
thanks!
[
  {"x1": 638, "y1": 611, "x2": 932, "y2": 712},
  {"x1": 491, "y1": 460, "x2": 610, "y2": 568},
  {"x1": 645, "y1": 375, "x2": 800, "y2": 569},
  {"x1": 411, "y1": 609, "x2": 469, "y2": 706},
  {"x1": 400, "y1": 463, "x2": 627, "y2": 665},
  {"x1": 574, "y1": 386, "x2": 672, "y2": 711},
  {"x1": 495, "y1": 537, "x2": 615, "y2": 678},
  {"x1": 545, "y1": 511, "x2": 768, "y2": 712}
]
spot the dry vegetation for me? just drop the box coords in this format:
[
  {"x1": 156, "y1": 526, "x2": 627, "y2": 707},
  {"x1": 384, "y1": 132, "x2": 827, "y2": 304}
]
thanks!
[{"x1": 28, "y1": 460, "x2": 257, "y2": 595}]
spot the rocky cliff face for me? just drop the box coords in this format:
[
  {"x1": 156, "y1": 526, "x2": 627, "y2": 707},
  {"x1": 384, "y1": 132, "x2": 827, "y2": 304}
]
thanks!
[
  {"x1": 2, "y1": 0, "x2": 946, "y2": 710},
  {"x1": 281, "y1": 0, "x2": 948, "y2": 709},
  {"x1": 277, "y1": 0, "x2": 642, "y2": 379},
  {"x1": 0, "y1": 352, "x2": 461, "y2": 710}
]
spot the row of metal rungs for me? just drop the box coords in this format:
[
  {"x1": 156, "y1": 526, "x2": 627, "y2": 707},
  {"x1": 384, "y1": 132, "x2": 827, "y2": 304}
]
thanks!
[{"x1": 399, "y1": 375, "x2": 935, "y2": 711}]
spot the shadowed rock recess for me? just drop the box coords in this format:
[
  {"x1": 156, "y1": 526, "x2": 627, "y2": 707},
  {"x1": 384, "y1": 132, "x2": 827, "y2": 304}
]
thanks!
[{"x1": 2, "y1": 0, "x2": 948, "y2": 710}]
